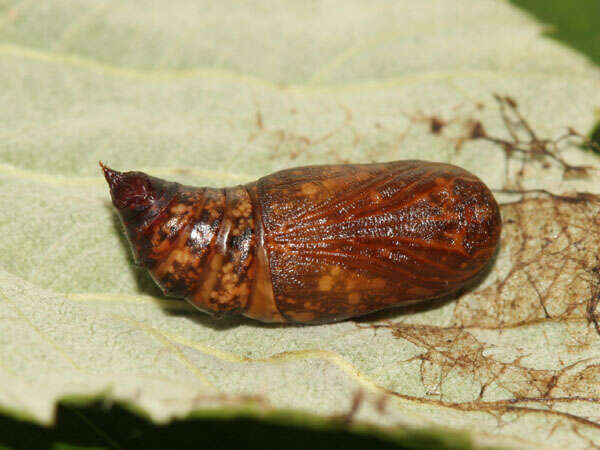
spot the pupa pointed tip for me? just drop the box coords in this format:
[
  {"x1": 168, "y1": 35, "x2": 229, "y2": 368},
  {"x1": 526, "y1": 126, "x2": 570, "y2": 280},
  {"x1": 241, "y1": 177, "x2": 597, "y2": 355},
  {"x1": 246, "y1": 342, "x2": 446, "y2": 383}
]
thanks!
[{"x1": 99, "y1": 161, "x2": 122, "y2": 188}]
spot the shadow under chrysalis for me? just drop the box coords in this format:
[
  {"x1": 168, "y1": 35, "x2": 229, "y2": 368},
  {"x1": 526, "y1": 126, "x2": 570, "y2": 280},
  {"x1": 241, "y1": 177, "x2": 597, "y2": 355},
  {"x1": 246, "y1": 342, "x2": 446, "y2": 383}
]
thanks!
[{"x1": 101, "y1": 160, "x2": 502, "y2": 325}]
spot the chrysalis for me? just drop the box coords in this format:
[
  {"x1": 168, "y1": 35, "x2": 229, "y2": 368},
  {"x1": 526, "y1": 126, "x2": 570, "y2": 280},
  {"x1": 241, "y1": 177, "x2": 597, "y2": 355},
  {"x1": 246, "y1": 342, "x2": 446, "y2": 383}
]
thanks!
[{"x1": 102, "y1": 160, "x2": 501, "y2": 324}]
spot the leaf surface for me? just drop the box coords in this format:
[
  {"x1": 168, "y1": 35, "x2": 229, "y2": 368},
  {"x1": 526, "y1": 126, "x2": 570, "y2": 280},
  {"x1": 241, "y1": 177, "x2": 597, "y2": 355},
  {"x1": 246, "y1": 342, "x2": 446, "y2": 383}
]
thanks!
[{"x1": 1, "y1": 1, "x2": 600, "y2": 448}]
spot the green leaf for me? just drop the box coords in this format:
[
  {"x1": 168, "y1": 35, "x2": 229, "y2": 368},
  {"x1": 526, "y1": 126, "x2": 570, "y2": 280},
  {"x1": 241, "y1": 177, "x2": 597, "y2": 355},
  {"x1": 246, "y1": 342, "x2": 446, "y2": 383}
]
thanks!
[
  {"x1": 0, "y1": 401, "x2": 474, "y2": 450},
  {"x1": 510, "y1": 0, "x2": 600, "y2": 66},
  {"x1": 1, "y1": 1, "x2": 600, "y2": 449}
]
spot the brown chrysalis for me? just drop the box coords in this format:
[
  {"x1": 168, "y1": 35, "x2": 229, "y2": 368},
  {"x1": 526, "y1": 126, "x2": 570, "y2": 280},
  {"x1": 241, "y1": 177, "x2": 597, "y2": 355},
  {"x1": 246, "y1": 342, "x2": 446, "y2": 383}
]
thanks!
[{"x1": 101, "y1": 160, "x2": 501, "y2": 324}]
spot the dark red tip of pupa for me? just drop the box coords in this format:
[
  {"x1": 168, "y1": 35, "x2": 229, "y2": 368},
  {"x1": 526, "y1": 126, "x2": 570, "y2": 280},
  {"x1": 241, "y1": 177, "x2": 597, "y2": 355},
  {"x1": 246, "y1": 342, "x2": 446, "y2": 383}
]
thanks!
[
  {"x1": 99, "y1": 162, "x2": 157, "y2": 211},
  {"x1": 99, "y1": 161, "x2": 122, "y2": 192},
  {"x1": 100, "y1": 163, "x2": 180, "y2": 264}
]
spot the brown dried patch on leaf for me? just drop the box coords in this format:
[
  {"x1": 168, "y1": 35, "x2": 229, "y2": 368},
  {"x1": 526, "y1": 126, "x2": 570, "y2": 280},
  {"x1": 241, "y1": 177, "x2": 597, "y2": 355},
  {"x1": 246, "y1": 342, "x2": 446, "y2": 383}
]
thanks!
[
  {"x1": 366, "y1": 320, "x2": 600, "y2": 436},
  {"x1": 552, "y1": 363, "x2": 600, "y2": 399},
  {"x1": 416, "y1": 95, "x2": 598, "y2": 182},
  {"x1": 392, "y1": 324, "x2": 557, "y2": 401}
]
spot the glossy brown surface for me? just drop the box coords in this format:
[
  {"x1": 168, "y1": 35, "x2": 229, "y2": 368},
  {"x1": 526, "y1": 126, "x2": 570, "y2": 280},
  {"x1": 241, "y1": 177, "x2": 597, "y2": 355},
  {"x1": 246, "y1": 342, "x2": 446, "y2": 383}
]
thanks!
[
  {"x1": 102, "y1": 160, "x2": 501, "y2": 324},
  {"x1": 257, "y1": 161, "x2": 501, "y2": 323}
]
